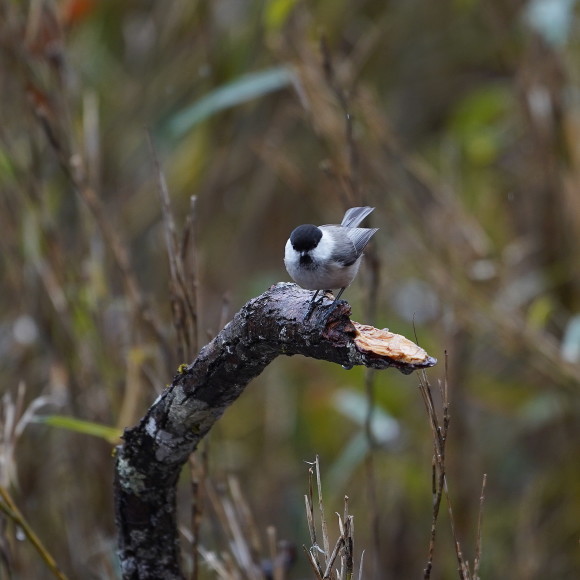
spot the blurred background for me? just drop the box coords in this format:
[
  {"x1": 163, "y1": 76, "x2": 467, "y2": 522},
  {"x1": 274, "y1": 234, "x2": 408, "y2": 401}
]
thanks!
[{"x1": 1, "y1": 0, "x2": 580, "y2": 578}]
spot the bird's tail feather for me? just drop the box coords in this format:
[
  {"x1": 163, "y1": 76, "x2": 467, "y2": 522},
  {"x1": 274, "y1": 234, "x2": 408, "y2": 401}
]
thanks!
[{"x1": 341, "y1": 206, "x2": 375, "y2": 228}]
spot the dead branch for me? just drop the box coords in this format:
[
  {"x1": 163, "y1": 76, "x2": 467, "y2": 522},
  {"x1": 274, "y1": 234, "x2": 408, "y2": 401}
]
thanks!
[{"x1": 114, "y1": 282, "x2": 436, "y2": 579}]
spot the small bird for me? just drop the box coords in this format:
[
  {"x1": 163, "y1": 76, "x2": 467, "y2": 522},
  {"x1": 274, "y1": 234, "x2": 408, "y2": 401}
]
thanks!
[{"x1": 284, "y1": 206, "x2": 378, "y2": 311}]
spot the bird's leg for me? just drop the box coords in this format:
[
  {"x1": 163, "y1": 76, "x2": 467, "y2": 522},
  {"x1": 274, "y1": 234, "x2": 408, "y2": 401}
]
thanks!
[
  {"x1": 318, "y1": 287, "x2": 346, "y2": 323},
  {"x1": 304, "y1": 289, "x2": 325, "y2": 320}
]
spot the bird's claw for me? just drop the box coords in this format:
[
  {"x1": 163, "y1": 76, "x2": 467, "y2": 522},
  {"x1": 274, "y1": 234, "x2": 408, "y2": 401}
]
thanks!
[
  {"x1": 304, "y1": 290, "x2": 344, "y2": 323},
  {"x1": 303, "y1": 290, "x2": 325, "y2": 321}
]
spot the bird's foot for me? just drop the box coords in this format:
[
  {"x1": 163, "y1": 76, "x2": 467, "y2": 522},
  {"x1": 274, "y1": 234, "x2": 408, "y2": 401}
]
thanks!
[
  {"x1": 305, "y1": 290, "x2": 347, "y2": 324},
  {"x1": 304, "y1": 290, "x2": 330, "y2": 321},
  {"x1": 318, "y1": 298, "x2": 342, "y2": 324}
]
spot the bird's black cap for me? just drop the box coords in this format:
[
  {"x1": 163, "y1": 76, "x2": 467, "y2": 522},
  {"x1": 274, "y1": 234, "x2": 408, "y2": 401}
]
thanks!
[{"x1": 289, "y1": 224, "x2": 322, "y2": 252}]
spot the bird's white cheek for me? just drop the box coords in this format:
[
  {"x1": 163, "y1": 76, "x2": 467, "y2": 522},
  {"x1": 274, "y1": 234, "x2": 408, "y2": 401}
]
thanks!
[
  {"x1": 284, "y1": 240, "x2": 296, "y2": 264},
  {"x1": 310, "y1": 230, "x2": 335, "y2": 262}
]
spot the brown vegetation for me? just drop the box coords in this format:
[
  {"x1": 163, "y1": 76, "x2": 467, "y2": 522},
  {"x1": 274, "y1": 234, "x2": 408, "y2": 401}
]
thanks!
[{"x1": 1, "y1": 1, "x2": 580, "y2": 578}]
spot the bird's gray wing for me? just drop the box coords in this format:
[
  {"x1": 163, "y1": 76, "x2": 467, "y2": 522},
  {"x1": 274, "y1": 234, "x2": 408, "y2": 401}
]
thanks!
[
  {"x1": 345, "y1": 227, "x2": 379, "y2": 258},
  {"x1": 341, "y1": 206, "x2": 375, "y2": 228},
  {"x1": 322, "y1": 226, "x2": 359, "y2": 266}
]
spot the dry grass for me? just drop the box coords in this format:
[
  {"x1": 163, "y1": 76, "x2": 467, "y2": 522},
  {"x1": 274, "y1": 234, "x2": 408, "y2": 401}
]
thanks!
[{"x1": 418, "y1": 357, "x2": 487, "y2": 580}]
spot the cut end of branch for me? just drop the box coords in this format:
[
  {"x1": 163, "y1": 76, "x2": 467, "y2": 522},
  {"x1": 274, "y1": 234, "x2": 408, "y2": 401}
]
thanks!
[{"x1": 352, "y1": 323, "x2": 437, "y2": 371}]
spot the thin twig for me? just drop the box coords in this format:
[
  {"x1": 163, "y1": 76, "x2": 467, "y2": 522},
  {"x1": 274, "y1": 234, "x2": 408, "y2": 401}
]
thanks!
[
  {"x1": 320, "y1": 36, "x2": 360, "y2": 203},
  {"x1": 420, "y1": 356, "x2": 480, "y2": 580},
  {"x1": 182, "y1": 195, "x2": 200, "y2": 354},
  {"x1": 303, "y1": 545, "x2": 324, "y2": 580},
  {"x1": 343, "y1": 514, "x2": 354, "y2": 580},
  {"x1": 147, "y1": 131, "x2": 199, "y2": 364},
  {"x1": 473, "y1": 474, "x2": 487, "y2": 580},
  {"x1": 315, "y1": 455, "x2": 330, "y2": 562},
  {"x1": 443, "y1": 477, "x2": 469, "y2": 580},
  {"x1": 323, "y1": 536, "x2": 344, "y2": 579},
  {"x1": 229, "y1": 476, "x2": 263, "y2": 562},
  {"x1": 358, "y1": 549, "x2": 365, "y2": 580},
  {"x1": 419, "y1": 367, "x2": 448, "y2": 580},
  {"x1": 266, "y1": 526, "x2": 284, "y2": 580},
  {"x1": 0, "y1": 486, "x2": 68, "y2": 580},
  {"x1": 305, "y1": 463, "x2": 324, "y2": 577}
]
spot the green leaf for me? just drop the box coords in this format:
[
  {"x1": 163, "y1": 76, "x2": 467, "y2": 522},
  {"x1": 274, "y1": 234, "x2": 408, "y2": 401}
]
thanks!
[
  {"x1": 263, "y1": 0, "x2": 298, "y2": 31},
  {"x1": 35, "y1": 415, "x2": 121, "y2": 443},
  {"x1": 167, "y1": 66, "x2": 295, "y2": 138}
]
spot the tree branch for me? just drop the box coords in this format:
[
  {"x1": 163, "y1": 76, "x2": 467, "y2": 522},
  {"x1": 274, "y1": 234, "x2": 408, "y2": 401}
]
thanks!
[{"x1": 114, "y1": 282, "x2": 436, "y2": 579}]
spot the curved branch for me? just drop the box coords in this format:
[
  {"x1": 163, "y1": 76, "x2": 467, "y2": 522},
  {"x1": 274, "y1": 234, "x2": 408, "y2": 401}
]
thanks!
[{"x1": 114, "y1": 282, "x2": 436, "y2": 579}]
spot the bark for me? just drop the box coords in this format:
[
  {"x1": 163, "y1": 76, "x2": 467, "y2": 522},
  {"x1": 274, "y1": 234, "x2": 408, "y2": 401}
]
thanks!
[{"x1": 114, "y1": 282, "x2": 436, "y2": 579}]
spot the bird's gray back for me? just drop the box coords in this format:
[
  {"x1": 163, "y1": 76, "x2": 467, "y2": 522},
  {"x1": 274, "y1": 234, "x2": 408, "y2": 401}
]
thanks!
[
  {"x1": 321, "y1": 225, "x2": 377, "y2": 266},
  {"x1": 325, "y1": 228, "x2": 359, "y2": 266}
]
